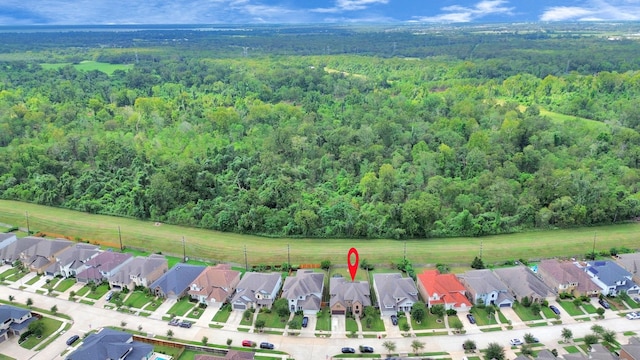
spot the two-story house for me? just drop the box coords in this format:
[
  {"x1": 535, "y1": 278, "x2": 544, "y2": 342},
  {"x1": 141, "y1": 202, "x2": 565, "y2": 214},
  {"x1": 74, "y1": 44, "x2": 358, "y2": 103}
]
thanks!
[
  {"x1": 281, "y1": 270, "x2": 324, "y2": 315},
  {"x1": 458, "y1": 269, "x2": 514, "y2": 307},
  {"x1": 231, "y1": 272, "x2": 282, "y2": 311},
  {"x1": 45, "y1": 243, "x2": 100, "y2": 278},
  {"x1": 537, "y1": 259, "x2": 600, "y2": 297},
  {"x1": 373, "y1": 273, "x2": 419, "y2": 316},
  {"x1": 584, "y1": 260, "x2": 640, "y2": 296},
  {"x1": 0, "y1": 305, "x2": 35, "y2": 343},
  {"x1": 188, "y1": 264, "x2": 241, "y2": 308},
  {"x1": 76, "y1": 251, "x2": 133, "y2": 284},
  {"x1": 329, "y1": 277, "x2": 371, "y2": 317},
  {"x1": 109, "y1": 254, "x2": 168, "y2": 291},
  {"x1": 417, "y1": 269, "x2": 472, "y2": 311}
]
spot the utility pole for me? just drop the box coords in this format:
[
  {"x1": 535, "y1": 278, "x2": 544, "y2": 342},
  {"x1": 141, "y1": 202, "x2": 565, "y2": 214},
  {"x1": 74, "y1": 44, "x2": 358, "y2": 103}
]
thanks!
[
  {"x1": 480, "y1": 240, "x2": 483, "y2": 259},
  {"x1": 182, "y1": 236, "x2": 186, "y2": 263},
  {"x1": 403, "y1": 241, "x2": 407, "y2": 262},
  {"x1": 244, "y1": 245, "x2": 248, "y2": 271},
  {"x1": 592, "y1": 232, "x2": 597, "y2": 259},
  {"x1": 118, "y1": 226, "x2": 123, "y2": 251},
  {"x1": 25, "y1": 211, "x2": 30, "y2": 235},
  {"x1": 287, "y1": 244, "x2": 291, "y2": 267}
]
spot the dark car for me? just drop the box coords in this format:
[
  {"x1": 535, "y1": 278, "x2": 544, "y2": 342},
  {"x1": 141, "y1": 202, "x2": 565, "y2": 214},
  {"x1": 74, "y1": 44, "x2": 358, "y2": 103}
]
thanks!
[
  {"x1": 360, "y1": 345, "x2": 374, "y2": 353},
  {"x1": 390, "y1": 314, "x2": 398, "y2": 326},
  {"x1": 168, "y1": 318, "x2": 179, "y2": 326},
  {"x1": 466, "y1": 313, "x2": 476, "y2": 324},
  {"x1": 302, "y1": 316, "x2": 309, "y2": 328},
  {"x1": 260, "y1": 342, "x2": 274, "y2": 349},
  {"x1": 341, "y1": 347, "x2": 355, "y2": 353},
  {"x1": 179, "y1": 321, "x2": 192, "y2": 328},
  {"x1": 599, "y1": 298, "x2": 611, "y2": 309},
  {"x1": 66, "y1": 335, "x2": 80, "y2": 346},
  {"x1": 549, "y1": 305, "x2": 561, "y2": 315}
]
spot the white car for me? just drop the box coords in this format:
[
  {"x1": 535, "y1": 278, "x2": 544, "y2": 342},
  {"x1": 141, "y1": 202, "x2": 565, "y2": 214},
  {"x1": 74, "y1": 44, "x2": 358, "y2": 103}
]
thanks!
[
  {"x1": 626, "y1": 312, "x2": 639, "y2": 320},
  {"x1": 510, "y1": 339, "x2": 523, "y2": 346}
]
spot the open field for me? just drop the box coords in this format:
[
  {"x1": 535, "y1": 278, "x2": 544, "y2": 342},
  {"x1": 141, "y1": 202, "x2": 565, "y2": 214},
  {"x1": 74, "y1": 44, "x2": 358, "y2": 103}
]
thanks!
[
  {"x1": 1, "y1": 200, "x2": 640, "y2": 266},
  {"x1": 40, "y1": 61, "x2": 133, "y2": 75}
]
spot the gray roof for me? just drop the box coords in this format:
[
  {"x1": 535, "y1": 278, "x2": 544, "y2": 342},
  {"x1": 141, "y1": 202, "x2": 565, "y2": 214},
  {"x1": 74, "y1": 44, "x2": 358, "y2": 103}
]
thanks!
[
  {"x1": 373, "y1": 273, "x2": 418, "y2": 309},
  {"x1": 281, "y1": 270, "x2": 324, "y2": 300},
  {"x1": 622, "y1": 337, "x2": 640, "y2": 360},
  {"x1": 588, "y1": 344, "x2": 616, "y2": 360},
  {"x1": 65, "y1": 328, "x2": 152, "y2": 360},
  {"x1": 150, "y1": 264, "x2": 205, "y2": 297},
  {"x1": 0, "y1": 236, "x2": 72, "y2": 264},
  {"x1": 587, "y1": 260, "x2": 636, "y2": 288},
  {"x1": 46, "y1": 243, "x2": 100, "y2": 273},
  {"x1": 231, "y1": 272, "x2": 282, "y2": 306},
  {"x1": 617, "y1": 253, "x2": 640, "y2": 276},
  {"x1": 110, "y1": 254, "x2": 167, "y2": 285},
  {"x1": 0, "y1": 233, "x2": 17, "y2": 249},
  {"x1": 330, "y1": 277, "x2": 371, "y2": 308},
  {"x1": 459, "y1": 269, "x2": 510, "y2": 294},
  {"x1": 536, "y1": 349, "x2": 557, "y2": 359},
  {"x1": 84, "y1": 251, "x2": 133, "y2": 273},
  {"x1": 494, "y1": 265, "x2": 553, "y2": 299},
  {"x1": 0, "y1": 305, "x2": 30, "y2": 323}
]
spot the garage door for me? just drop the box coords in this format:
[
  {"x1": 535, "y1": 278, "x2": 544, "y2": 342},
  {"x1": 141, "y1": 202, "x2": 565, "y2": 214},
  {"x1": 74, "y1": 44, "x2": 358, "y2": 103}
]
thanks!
[
  {"x1": 332, "y1": 310, "x2": 345, "y2": 315},
  {"x1": 499, "y1": 303, "x2": 511, "y2": 307}
]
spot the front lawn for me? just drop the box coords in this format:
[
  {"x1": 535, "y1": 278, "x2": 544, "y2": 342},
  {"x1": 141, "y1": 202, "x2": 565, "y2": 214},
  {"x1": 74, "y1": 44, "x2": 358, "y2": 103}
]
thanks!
[
  {"x1": 605, "y1": 297, "x2": 627, "y2": 311},
  {"x1": 346, "y1": 317, "x2": 359, "y2": 332},
  {"x1": 124, "y1": 291, "x2": 155, "y2": 309},
  {"x1": 564, "y1": 345, "x2": 581, "y2": 353},
  {"x1": 582, "y1": 303, "x2": 598, "y2": 314},
  {"x1": 76, "y1": 285, "x2": 90, "y2": 296},
  {"x1": 167, "y1": 297, "x2": 196, "y2": 317},
  {"x1": 470, "y1": 307, "x2": 499, "y2": 326},
  {"x1": 212, "y1": 304, "x2": 231, "y2": 323},
  {"x1": 558, "y1": 301, "x2": 585, "y2": 316},
  {"x1": 186, "y1": 306, "x2": 205, "y2": 319},
  {"x1": 20, "y1": 317, "x2": 63, "y2": 349},
  {"x1": 54, "y1": 278, "x2": 76, "y2": 292},
  {"x1": 411, "y1": 314, "x2": 446, "y2": 330},
  {"x1": 541, "y1": 306, "x2": 557, "y2": 318},
  {"x1": 25, "y1": 275, "x2": 41, "y2": 285},
  {"x1": 361, "y1": 310, "x2": 385, "y2": 331},
  {"x1": 315, "y1": 308, "x2": 331, "y2": 331},
  {"x1": 256, "y1": 311, "x2": 287, "y2": 329},
  {"x1": 512, "y1": 302, "x2": 542, "y2": 321},
  {"x1": 85, "y1": 283, "x2": 110, "y2": 300}
]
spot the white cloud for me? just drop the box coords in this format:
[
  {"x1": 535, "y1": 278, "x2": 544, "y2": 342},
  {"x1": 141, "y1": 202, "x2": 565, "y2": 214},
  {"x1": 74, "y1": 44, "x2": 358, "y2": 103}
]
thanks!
[
  {"x1": 413, "y1": 0, "x2": 514, "y2": 23},
  {"x1": 312, "y1": 0, "x2": 388, "y2": 14},
  {"x1": 541, "y1": 1, "x2": 640, "y2": 21}
]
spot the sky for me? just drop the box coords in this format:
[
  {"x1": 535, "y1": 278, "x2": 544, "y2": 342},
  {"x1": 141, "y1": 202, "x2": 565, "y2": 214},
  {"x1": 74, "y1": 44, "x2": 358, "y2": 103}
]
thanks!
[{"x1": 0, "y1": 0, "x2": 639, "y2": 25}]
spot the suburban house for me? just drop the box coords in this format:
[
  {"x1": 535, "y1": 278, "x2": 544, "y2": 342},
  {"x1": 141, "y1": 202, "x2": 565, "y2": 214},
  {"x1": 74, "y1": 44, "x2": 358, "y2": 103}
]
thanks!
[
  {"x1": 583, "y1": 260, "x2": 640, "y2": 296},
  {"x1": 109, "y1": 254, "x2": 168, "y2": 291},
  {"x1": 329, "y1": 277, "x2": 371, "y2": 317},
  {"x1": 373, "y1": 273, "x2": 419, "y2": 316},
  {"x1": 187, "y1": 264, "x2": 241, "y2": 308},
  {"x1": 0, "y1": 236, "x2": 73, "y2": 273},
  {"x1": 44, "y1": 243, "x2": 100, "y2": 278},
  {"x1": 537, "y1": 259, "x2": 600, "y2": 297},
  {"x1": 194, "y1": 351, "x2": 255, "y2": 360},
  {"x1": 494, "y1": 266, "x2": 554, "y2": 303},
  {"x1": 281, "y1": 269, "x2": 324, "y2": 315},
  {"x1": 0, "y1": 233, "x2": 17, "y2": 250},
  {"x1": 0, "y1": 305, "x2": 35, "y2": 343},
  {"x1": 231, "y1": 272, "x2": 282, "y2": 311},
  {"x1": 458, "y1": 269, "x2": 514, "y2": 308},
  {"x1": 76, "y1": 251, "x2": 133, "y2": 284},
  {"x1": 65, "y1": 328, "x2": 153, "y2": 360},
  {"x1": 616, "y1": 253, "x2": 640, "y2": 285},
  {"x1": 417, "y1": 269, "x2": 471, "y2": 311},
  {"x1": 620, "y1": 337, "x2": 640, "y2": 360},
  {"x1": 149, "y1": 264, "x2": 206, "y2": 300}
]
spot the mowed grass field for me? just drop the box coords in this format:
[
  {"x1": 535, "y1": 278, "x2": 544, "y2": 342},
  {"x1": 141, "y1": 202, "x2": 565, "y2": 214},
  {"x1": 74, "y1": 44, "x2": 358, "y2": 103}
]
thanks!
[
  {"x1": 40, "y1": 61, "x2": 133, "y2": 75},
  {"x1": 1, "y1": 200, "x2": 639, "y2": 266}
]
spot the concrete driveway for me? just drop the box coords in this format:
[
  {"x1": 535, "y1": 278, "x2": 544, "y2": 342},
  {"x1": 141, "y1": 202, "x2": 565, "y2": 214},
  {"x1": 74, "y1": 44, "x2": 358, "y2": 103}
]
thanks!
[
  {"x1": 381, "y1": 315, "x2": 400, "y2": 338},
  {"x1": 300, "y1": 314, "x2": 316, "y2": 337},
  {"x1": 331, "y1": 315, "x2": 345, "y2": 338}
]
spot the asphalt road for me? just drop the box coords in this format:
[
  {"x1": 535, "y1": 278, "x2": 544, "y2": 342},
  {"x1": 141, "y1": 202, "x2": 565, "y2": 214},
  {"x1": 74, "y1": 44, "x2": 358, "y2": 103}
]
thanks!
[{"x1": 2, "y1": 285, "x2": 640, "y2": 360}]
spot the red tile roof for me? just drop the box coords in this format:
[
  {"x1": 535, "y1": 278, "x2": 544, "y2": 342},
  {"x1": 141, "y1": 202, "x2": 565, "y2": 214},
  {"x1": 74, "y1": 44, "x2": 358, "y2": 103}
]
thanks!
[{"x1": 417, "y1": 270, "x2": 471, "y2": 307}]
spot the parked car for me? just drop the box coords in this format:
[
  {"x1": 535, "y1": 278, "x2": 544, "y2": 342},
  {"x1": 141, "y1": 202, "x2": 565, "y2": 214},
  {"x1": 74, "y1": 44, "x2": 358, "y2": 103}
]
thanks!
[
  {"x1": 359, "y1": 345, "x2": 374, "y2": 353},
  {"x1": 626, "y1": 312, "x2": 639, "y2": 320},
  {"x1": 466, "y1": 313, "x2": 476, "y2": 324},
  {"x1": 341, "y1": 347, "x2": 355, "y2": 353},
  {"x1": 105, "y1": 291, "x2": 114, "y2": 301},
  {"x1": 390, "y1": 314, "x2": 398, "y2": 326},
  {"x1": 168, "y1": 318, "x2": 179, "y2": 326},
  {"x1": 242, "y1": 340, "x2": 255, "y2": 347},
  {"x1": 599, "y1": 298, "x2": 611, "y2": 309},
  {"x1": 302, "y1": 316, "x2": 309, "y2": 328},
  {"x1": 179, "y1": 321, "x2": 192, "y2": 328},
  {"x1": 66, "y1": 335, "x2": 80, "y2": 346},
  {"x1": 510, "y1": 339, "x2": 523, "y2": 346},
  {"x1": 549, "y1": 305, "x2": 561, "y2": 315},
  {"x1": 260, "y1": 342, "x2": 274, "y2": 349}
]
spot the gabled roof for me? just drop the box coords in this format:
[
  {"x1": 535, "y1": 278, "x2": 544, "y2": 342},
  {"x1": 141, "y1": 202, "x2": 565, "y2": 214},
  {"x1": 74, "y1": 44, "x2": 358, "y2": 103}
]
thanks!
[
  {"x1": 617, "y1": 253, "x2": 640, "y2": 276},
  {"x1": 535, "y1": 349, "x2": 557, "y2": 360},
  {"x1": 0, "y1": 236, "x2": 42, "y2": 262},
  {"x1": 0, "y1": 233, "x2": 17, "y2": 249},
  {"x1": 418, "y1": 270, "x2": 472, "y2": 307},
  {"x1": 188, "y1": 264, "x2": 240, "y2": 301},
  {"x1": 194, "y1": 350, "x2": 255, "y2": 360},
  {"x1": 561, "y1": 262, "x2": 600, "y2": 293},
  {"x1": 231, "y1": 272, "x2": 282, "y2": 305},
  {"x1": 65, "y1": 328, "x2": 152, "y2": 360},
  {"x1": 46, "y1": 243, "x2": 100, "y2": 274},
  {"x1": 622, "y1": 337, "x2": 640, "y2": 360},
  {"x1": 329, "y1": 277, "x2": 371, "y2": 308},
  {"x1": 110, "y1": 254, "x2": 167, "y2": 285},
  {"x1": 150, "y1": 263, "x2": 205, "y2": 297},
  {"x1": 588, "y1": 344, "x2": 616, "y2": 360},
  {"x1": 587, "y1": 260, "x2": 636, "y2": 287},
  {"x1": 84, "y1": 251, "x2": 133, "y2": 273},
  {"x1": 0, "y1": 236, "x2": 72, "y2": 264},
  {"x1": 373, "y1": 273, "x2": 418, "y2": 308},
  {"x1": 281, "y1": 270, "x2": 324, "y2": 300},
  {"x1": 459, "y1": 269, "x2": 510, "y2": 294},
  {"x1": 0, "y1": 305, "x2": 30, "y2": 323},
  {"x1": 494, "y1": 266, "x2": 553, "y2": 299},
  {"x1": 76, "y1": 267, "x2": 103, "y2": 282}
]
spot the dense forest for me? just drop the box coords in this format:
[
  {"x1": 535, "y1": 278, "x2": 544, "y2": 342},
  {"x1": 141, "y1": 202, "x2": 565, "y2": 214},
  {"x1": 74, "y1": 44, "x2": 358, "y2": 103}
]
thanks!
[{"x1": 1, "y1": 24, "x2": 640, "y2": 239}]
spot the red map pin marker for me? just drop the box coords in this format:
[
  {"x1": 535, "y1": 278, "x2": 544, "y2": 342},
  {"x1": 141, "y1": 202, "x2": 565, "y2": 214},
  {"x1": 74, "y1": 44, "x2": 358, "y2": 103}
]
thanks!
[{"x1": 347, "y1": 247, "x2": 359, "y2": 282}]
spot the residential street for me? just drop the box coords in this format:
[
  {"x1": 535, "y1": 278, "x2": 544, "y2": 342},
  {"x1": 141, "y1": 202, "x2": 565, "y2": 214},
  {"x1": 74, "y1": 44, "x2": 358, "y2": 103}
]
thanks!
[{"x1": 2, "y1": 284, "x2": 640, "y2": 360}]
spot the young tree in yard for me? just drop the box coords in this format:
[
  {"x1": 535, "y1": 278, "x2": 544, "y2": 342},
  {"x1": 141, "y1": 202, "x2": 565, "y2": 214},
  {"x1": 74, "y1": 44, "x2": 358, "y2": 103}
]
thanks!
[
  {"x1": 26, "y1": 298, "x2": 33, "y2": 307},
  {"x1": 227, "y1": 338, "x2": 232, "y2": 347},
  {"x1": 201, "y1": 336, "x2": 208, "y2": 346},
  {"x1": 521, "y1": 344, "x2": 534, "y2": 356},
  {"x1": 288, "y1": 319, "x2": 301, "y2": 329},
  {"x1": 243, "y1": 309, "x2": 252, "y2": 321},
  {"x1": 401, "y1": 322, "x2": 410, "y2": 332},
  {"x1": 471, "y1": 256, "x2": 485, "y2": 269},
  {"x1": 485, "y1": 342, "x2": 505, "y2": 360},
  {"x1": 449, "y1": 317, "x2": 464, "y2": 333},
  {"x1": 590, "y1": 324, "x2": 604, "y2": 335},
  {"x1": 524, "y1": 333, "x2": 536, "y2": 344},
  {"x1": 573, "y1": 298, "x2": 582, "y2": 307},
  {"x1": 411, "y1": 340, "x2": 425, "y2": 355},
  {"x1": 255, "y1": 319, "x2": 265, "y2": 332},
  {"x1": 430, "y1": 304, "x2": 445, "y2": 318},
  {"x1": 463, "y1": 339, "x2": 477, "y2": 352},
  {"x1": 596, "y1": 307, "x2": 605, "y2": 317},
  {"x1": 584, "y1": 334, "x2": 599, "y2": 346},
  {"x1": 28, "y1": 319, "x2": 44, "y2": 337},
  {"x1": 561, "y1": 328, "x2": 573, "y2": 343},
  {"x1": 273, "y1": 298, "x2": 290, "y2": 319},
  {"x1": 51, "y1": 305, "x2": 58, "y2": 314},
  {"x1": 321, "y1": 260, "x2": 331, "y2": 271},
  {"x1": 601, "y1": 329, "x2": 616, "y2": 344},
  {"x1": 166, "y1": 329, "x2": 173, "y2": 339},
  {"x1": 382, "y1": 340, "x2": 396, "y2": 355},
  {"x1": 486, "y1": 306, "x2": 496, "y2": 319},
  {"x1": 411, "y1": 302, "x2": 426, "y2": 323},
  {"x1": 121, "y1": 321, "x2": 127, "y2": 327},
  {"x1": 8, "y1": 295, "x2": 14, "y2": 302},
  {"x1": 531, "y1": 302, "x2": 541, "y2": 316}
]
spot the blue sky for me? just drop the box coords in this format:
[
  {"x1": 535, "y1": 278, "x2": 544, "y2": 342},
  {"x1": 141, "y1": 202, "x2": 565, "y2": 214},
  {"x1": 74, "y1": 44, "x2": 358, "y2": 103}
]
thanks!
[{"x1": 1, "y1": 0, "x2": 639, "y2": 25}]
